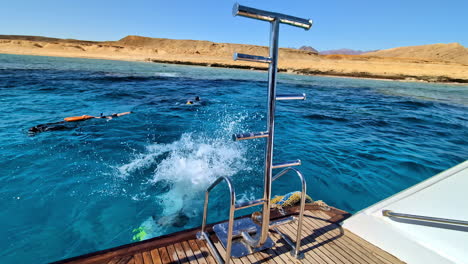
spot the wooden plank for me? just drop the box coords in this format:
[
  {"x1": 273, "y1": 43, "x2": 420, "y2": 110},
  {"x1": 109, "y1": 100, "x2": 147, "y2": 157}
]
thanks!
[
  {"x1": 267, "y1": 232, "x2": 299, "y2": 264},
  {"x1": 117, "y1": 256, "x2": 134, "y2": 264},
  {"x1": 251, "y1": 247, "x2": 277, "y2": 264},
  {"x1": 158, "y1": 247, "x2": 172, "y2": 264},
  {"x1": 306, "y1": 213, "x2": 383, "y2": 264},
  {"x1": 188, "y1": 240, "x2": 208, "y2": 264},
  {"x1": 107, "y1": 257, "x2": 120, "y2": 264},
  {"x1": 271, "y1": 231, "x2": 316, "y2": 264},
  {"x1": 150, "y1": 249, "x2": 163, "y2": 264},
  {"x1": 134, "y1": 253, "x2": 144, "y2": 264},
  {"x1": 264, "y1": 247, "x2": 286, "y2": 264},
  {"x1": 312, "y1": 211, "x2": 399, "y2": 264},
  {"x1": 236, "y1": 254, "x2": 253, "y2": 264},
  {"x1": 181, "y1": 241, "x2": 200, "y2": 264},
  {"x1": 280, "y1": 223, "x2": 334, "y2": 263},
  {"x1": 240, "y1": 248, "x2": 258, "y2": 264},
  {"x1": 166, "y1": 245, "x2": 181, "y2": 264},
  {"x1": 274, "y1": 224, "x2": 325, "y2": 264},
  {"x1": 210, "y1": 236, "x2": 243, "y2": 264},
  {"x1": 127, "y1": 257, "x2": 136, "y2": 264},
  {"x1": 195, "y1": 240, "x2": 217, "y2": 264},
  {"x1": 141, "y1": 251, "x2": 154, "y2": 264},
  {"x1": 304, "y1": 214, "x2": 372, "y2": 263},
  {"x1": 272, "y1": 227, "x2": 318, "y2": 264},
  {"x1": 174, "y1": 243, "x2": 192, "y2": 263},
  {"x1": 107, "y1": 256, "x2": 134, "y2": 264},
  {"x1": 287, "y1": 223, "x2": 336, "y2": 263},
  {"x1": 302, "y1": 213, "x2": 368, "y2": 263}
]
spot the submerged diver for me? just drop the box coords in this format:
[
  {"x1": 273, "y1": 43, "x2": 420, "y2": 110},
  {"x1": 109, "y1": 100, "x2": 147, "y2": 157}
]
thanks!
[{"x1": 29, "y1": 111, "x2": 132, "y2": 133}]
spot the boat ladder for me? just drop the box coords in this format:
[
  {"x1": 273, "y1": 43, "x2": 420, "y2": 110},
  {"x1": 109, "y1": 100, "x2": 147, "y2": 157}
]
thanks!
[{"x1": 197, "y1": 4, "x2": 313, "y2": 264}]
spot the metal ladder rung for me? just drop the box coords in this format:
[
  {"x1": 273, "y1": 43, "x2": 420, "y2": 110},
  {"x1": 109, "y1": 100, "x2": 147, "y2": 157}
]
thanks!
[
  {"x1": 276, "y1": 93, "x2": 306, "y2": 101},
  {"x1": 233, "y1": 3, "x2": 313, "y2": 30},
  {"x1": 233, "y1": 53, "x2": 271, "y2": 63},
  {"x1": 272, "y1": 160, "x2": 301, "y2": 169},
  {"x1": 235, "y1": 198, "x2": 265, "y2": 210},
  {"x1": 233, "y1": 131, "x2": 268, "y2": 141}
]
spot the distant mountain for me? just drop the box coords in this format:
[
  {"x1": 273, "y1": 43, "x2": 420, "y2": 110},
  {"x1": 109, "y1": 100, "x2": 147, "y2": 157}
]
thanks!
[
  {"x1": 319, "y1": 48, "x2": 376, "y2": 55},
  {"x1": 365, "y1": 43, "x2": 468, "y2": 65},
  {"x1": 298, "y1": 46, "x2": 319, "y2": 54}
]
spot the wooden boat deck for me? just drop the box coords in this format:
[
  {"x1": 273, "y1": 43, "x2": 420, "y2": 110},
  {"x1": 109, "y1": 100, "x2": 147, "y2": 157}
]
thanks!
[{"x1": 56, "y1": 208, "x2": 404, "y2": 264}]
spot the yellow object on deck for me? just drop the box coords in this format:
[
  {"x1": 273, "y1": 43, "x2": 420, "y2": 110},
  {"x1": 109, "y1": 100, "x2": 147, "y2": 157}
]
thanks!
[{"x1": 271, "y1": 191, "x2": 313, "y2": 208}]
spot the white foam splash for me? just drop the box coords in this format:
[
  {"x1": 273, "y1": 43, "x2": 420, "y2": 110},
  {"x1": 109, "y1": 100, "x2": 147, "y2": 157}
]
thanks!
[{"x1": 118, "y1": 113, "x2": 253, "y2": 239}]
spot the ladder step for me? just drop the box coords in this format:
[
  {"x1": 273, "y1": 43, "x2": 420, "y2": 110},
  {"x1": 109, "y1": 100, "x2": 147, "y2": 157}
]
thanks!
[
  {"x1": 233, "y1": 131, "x2": 268, "y2": 141},
  {"x1": 276, "y1": 93, "x2": 306, "y2": 101},
  {"x1": 272, "y1": 159, "x2": 301, "y2": 169},
  {"x1": 213, "y1": 218, "x2": 275, "y2": 258},
  {"x1": 235, "y1": 198, "x2": 265, "y2": 210},
  {"x1": 233, "y1": 53, "x2": 272, "y2": 63}
]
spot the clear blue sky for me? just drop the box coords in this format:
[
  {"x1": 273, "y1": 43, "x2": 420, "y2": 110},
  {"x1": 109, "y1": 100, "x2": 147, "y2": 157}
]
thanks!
[{"x1": 1, "y1": 0, "x2": 467, "y2": 51}]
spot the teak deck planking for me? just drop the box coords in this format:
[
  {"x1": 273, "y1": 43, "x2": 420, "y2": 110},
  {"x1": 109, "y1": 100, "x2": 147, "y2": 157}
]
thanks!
[{"x1": 55, "y1": 208, "x2": 404, "y2": 264}]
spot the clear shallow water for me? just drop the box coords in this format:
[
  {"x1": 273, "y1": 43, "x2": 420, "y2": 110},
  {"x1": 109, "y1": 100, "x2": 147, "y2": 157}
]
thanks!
[{"x1": 0, "y1": 54, "x2": 467, "y2": 263}]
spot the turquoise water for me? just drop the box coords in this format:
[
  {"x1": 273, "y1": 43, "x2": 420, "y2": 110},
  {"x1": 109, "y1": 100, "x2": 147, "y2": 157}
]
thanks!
[{"x1": 0, "y1": 54, "x2": 467, "y2": 263}]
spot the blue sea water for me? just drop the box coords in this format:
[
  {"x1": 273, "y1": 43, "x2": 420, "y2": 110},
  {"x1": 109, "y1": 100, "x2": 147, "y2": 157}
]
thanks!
[{"x1": 0, "y1": 54, "x2": 466, "y2": 263}]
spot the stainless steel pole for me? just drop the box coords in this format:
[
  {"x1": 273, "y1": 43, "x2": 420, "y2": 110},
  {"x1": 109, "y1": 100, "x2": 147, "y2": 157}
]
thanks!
[{"x1": 260, "y1": 18, "x2": 280, "y2": 245}]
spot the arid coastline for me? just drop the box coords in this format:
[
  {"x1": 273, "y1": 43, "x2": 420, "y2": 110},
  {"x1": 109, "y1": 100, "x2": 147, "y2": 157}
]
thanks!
[{"x1": 1, "y1": 35, "x2": 467, "y2": 83}]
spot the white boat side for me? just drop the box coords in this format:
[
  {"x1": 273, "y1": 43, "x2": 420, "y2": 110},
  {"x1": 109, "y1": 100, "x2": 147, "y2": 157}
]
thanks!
[{"x1": 343, "y1": 160, "x2": 468, "y2": 264}]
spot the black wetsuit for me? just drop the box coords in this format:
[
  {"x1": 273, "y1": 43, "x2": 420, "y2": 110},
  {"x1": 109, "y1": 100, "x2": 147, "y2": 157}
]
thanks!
[{"x1": 28, "y1": 121, "x2": 71, "y2": 133}]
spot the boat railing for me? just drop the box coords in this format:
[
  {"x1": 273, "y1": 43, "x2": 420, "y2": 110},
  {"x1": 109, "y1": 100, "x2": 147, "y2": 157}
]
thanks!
[
  {"x1": 382, "y1": 210, "x2": 468, "y2": 227},
  {"x1": 198, "y1": 176, "x2": 236, "y2": 264},
  {"x1": 271, "y1": 167, "x2": 307, "y2": 258},
  {"x1": 197, "y1": 3, "x2": 313, "y2": 263}
]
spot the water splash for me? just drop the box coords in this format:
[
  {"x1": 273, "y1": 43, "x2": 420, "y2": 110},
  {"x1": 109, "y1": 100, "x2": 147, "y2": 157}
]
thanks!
[{"x1": 118, "y1": 113, "x2": 253, "y2": 239}]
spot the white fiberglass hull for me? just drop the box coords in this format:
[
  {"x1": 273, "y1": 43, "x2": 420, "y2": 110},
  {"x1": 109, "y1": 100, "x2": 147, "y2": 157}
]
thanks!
[{"x1": 343, "y1": 160, "x2": 468, "y2": 264}]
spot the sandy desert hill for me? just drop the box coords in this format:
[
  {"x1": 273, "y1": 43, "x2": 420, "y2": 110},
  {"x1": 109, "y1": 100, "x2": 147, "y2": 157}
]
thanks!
[
  {"x1": 116, "y1": 35, "x2": 318, "y2": 60},
  {"x1": 1, "y1": 35, "x2": 467, "y2": 83},
  {"x1": 365, "y1": 43, "x2": 468, "y2": 65}
]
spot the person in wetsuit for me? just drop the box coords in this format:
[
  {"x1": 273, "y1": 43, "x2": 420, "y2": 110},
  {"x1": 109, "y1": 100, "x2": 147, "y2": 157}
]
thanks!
[
  {"x1": 28, "y1": 111, "x2": 132, "y2": 134},
  {"x1": 186, "y1": 96, "x2": 202, "y2": 105},
  {"x1": 28, "y1": 121, "x2": 69, "y2": 133}
]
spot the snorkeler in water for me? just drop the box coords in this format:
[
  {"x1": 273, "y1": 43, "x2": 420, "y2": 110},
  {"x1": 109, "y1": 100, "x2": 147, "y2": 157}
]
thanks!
[
  {"x1": 186, "y1": 96, "x2": 201, "y2": 105},
  {"x1": 28, "y1": 121, "x2": 69, "y2": 133},
  {"x1": 64, "y1": 111, "x2": 132, "y2": 122},
  {"x1": 186, "y1": 96, "x2": 205, "y2": 105},
  {"x1": 28, "y1": 111, "x2": 132, "y2": 134}
]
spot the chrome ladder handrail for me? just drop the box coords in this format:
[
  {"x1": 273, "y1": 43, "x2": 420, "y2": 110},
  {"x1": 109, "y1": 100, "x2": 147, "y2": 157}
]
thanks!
[
  {"x1": 198, "y1": 3, "x2": 313, "y2": 263},
  {"x1": 198, "y1": 176, "x2": 236, "y2": 264},
  {"x1": 272, "y1": 167, "x2": 307, "y2": 258}
]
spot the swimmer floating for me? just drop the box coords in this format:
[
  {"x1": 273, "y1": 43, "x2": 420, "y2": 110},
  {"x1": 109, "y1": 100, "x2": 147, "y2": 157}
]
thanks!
[
  {"x1": 64, "y1": 111, "x2": 132, "y2": 122},
  {"x1": 28, "y1": 111, "x2": 132, "y2": 133},
  {"x1": 186, "y1": 96, "x2": 201, "y2": 105}
]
